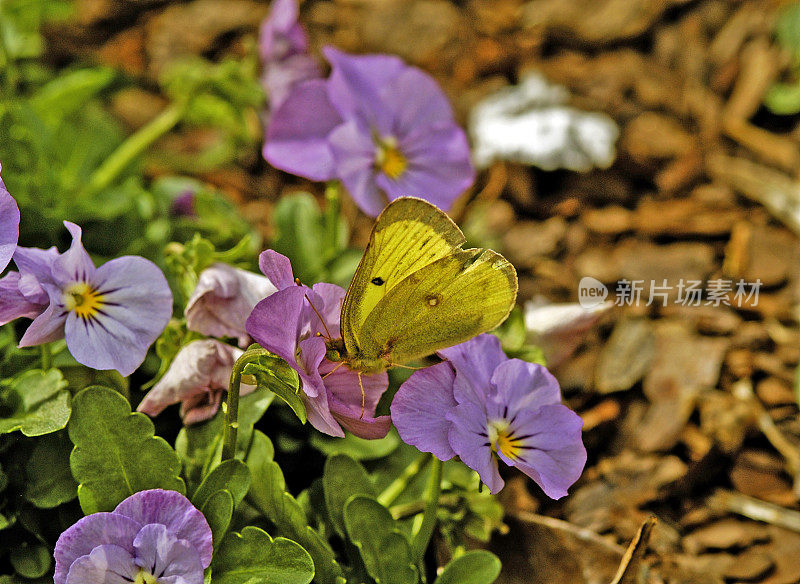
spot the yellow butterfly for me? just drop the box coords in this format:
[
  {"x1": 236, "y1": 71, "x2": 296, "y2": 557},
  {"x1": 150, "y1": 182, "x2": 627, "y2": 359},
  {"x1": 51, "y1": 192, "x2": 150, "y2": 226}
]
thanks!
[{"x1": 325, "y1": 197, "x2": 518, "y2": 375}]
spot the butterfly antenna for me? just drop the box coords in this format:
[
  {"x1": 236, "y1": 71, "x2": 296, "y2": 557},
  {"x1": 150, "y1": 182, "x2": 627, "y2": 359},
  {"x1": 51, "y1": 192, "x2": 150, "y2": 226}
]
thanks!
[
  {"x1": 358, "y1": 372, "x2": 366, "y2": 420},
  {"x1": 304, "y1": 294, "x2": 333, "y2": 341},
  {"x1": 321, "y1": 360, "x2": 346, "y2": 379},
  {"x1": 389, "y1": 362, "x2": 426, "y2": 371}
]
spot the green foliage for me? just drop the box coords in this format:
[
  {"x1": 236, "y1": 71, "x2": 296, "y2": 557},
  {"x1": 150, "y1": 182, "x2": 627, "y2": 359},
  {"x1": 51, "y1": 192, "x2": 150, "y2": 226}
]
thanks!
[
  {"x1": 0, "y1": 370, "x2": 70, "y2": 436},
  {"x1": 271, "y1": 191, "x2": 362, "y2": 287},
  {"x1": 311, "y1": 428, "x2": 401, "y2": 461},
  {"x1": 433, "y1": 551, "x2": 501, "y2": 584},
  {"x1": 68, "y1": 386, "x2": 185, "y2": 514},
  {"x1": 23, "y1": 431, "x2": 77, "y2": 508},
  {"x1": 9, "y1": 543, "x2": 50, "y2": 579},
  {"x1": 323, "y1": 455, "x2": 376, "y2": 538},
  {"x1": 242, "y1": 353, "x2": 305, "y2": 424},
  {"x1": 492, "y1": 307, "x2": 546, "y2": 365},
  {"x1": 245, "y1": 431, "x2": 345, "y2": 584},
  {"x1": 767, "y1": 2, "x2": 800, "y2": 114},
  {"x1": 343, "y1": 496, "x2": 418, "y2": 584},
  {"x1": 211, "y1": 526, "x2": 315, "y2": 584}
]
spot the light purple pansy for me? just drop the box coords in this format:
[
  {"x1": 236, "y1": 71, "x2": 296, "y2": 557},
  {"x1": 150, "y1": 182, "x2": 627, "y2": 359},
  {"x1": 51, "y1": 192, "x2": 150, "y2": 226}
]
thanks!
[
  {"x1": 259, "y1": 0, "x2": 322, "y2": 111},
  {"x1": 54, "y1": 489, "x2": 212, "y2": 584},
  {"x1": 391, "y1": 334, "x2": 586, "y2": 498},
  {"x1": 0, "y1": 172, "x2": 20, "y2": 274},
  {"x1": 185, "y1": 263, "x2": 278, "y2": 347},
  {"x1": 0, "y1": 221, "x2": 173, "y2": 376},
  {"x1": 246, "y1": 250, "x2": 391, "y2": 439},
  {"x1": 138, "y1": 339, "x2": 256, "y2": 425},
  {"x1": 263, "y1": 46, "x2": 475, "y2": 217}
]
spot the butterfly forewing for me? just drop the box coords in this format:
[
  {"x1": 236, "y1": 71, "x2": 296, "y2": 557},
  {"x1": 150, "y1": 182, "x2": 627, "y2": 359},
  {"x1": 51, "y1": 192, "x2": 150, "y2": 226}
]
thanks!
[
  {"x1": 341, "y1": 197, "x2": 465, "y2": 354},
  {"x1": 358, "y1": 248, "x2": 517, "y2": 365}
]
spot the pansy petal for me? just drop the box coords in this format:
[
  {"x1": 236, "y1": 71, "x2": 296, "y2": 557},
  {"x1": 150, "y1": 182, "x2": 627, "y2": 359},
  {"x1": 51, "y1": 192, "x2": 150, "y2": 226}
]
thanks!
[
  {"x1": 264, "y1": 54, "x2": 322, "y2": 110},
  {"x1": 439, "y1": 334, "x2": 506, "y2": 406},
  {"x1": 263, "y1": 79, "x2": 342, "y2": 181},
  {"x1": 18, "y1": 287, "x2": 66, "y2": 346},
  {"x1": 488, "y1": 359, "x2": 561, "y2": 418},
  {"x1": 258, "y1": 250, "x2": 296, "y2": 290},
  {"x1": 259, "y1": 0, "x2": 307, "y2": 60},
  {"x1": 497, "y1": 404, "x2": 586, "y2": 499},
  {"x1": 297, "y1": 335, "x2": 327, "y2": 398},
  {"x1": 310, "y1": 282, "x2": 345, "y2": 336},
  {"x1": 304, "y1": 387, "x2": 345, "y2": 437},
  {"x1": 384, "y1": 67, "x2": 457, "y2": 137},
  {"x1": 448, "y1": 401, "x2": 503, "y2": 493},
  {"x1": 392, "y1": 362, "x2": 458, "y2": 460},
  {"x1": 133, "y1": 524, "x2": 204, "y2": 584},
  {"x1": 114, "y1": 489, "x2": 213, "y2": 568},
  {"x1": 63, "y1": 257, "x2": 172, "y2": 376},
  {"x1": 247, "y1": 285, "x2": 307, "y2": 371},
  {"x1": 333, "y1": 410, "x2": 392, "y2": 439},
  {"x1": 323, "y1": 47, "x2": 405, "y2": 136},
  {"x1": 54, "y1": 513, "x2": 142, "y2": 584},
  {"x1": 64, "y1": 544, "x2": 138, "y2": 584},
  {"x1": 329, "y1": 119, "x2": 385, "y2": 217},
  {"x1": 0, "y1": 177, "x2": 19, "y2": 273},
  {"x1": 185, "y1": 263, "x2": 276, "y2": 346},
  {"x1": 323, "y1": 364, "x2": 387, "y2": 416},
  {"x1": 0, "y1": 272, "x2": 44, "y2": 324},
  {"x1": 12, "y1": 245, "x2": 58, "y2": 283},
  {"x1": 52, "y1": 222, "x2": 96, "y2": 285}
]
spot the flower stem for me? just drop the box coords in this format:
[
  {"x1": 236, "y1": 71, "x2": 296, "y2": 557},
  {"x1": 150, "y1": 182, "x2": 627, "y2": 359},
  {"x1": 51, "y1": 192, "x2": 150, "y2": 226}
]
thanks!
[
  {"x1": 410, "y1": 457, "x2": 443, "y2": 562},
  {"x1": 377, "y1": 452, "x2": 431, "y2": 507},
  {"x1": 40, "y1": 344, "x2": 51, "y2": 371},
  {"x1": 85, "y1": 100, "x2": 187, "y2": 196},
  {"x1": 324, "y1": 181, "x2": 341, "y2": 254},
  {"x1": 221, "y1": 346, "x2": 269, "y2": 461}
]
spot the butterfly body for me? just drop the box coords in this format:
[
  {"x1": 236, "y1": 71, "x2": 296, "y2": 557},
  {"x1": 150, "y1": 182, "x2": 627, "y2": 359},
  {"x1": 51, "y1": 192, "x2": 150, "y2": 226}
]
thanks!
[{"x1": 333, "y1": 197, "x2": 518, "y2": 374}]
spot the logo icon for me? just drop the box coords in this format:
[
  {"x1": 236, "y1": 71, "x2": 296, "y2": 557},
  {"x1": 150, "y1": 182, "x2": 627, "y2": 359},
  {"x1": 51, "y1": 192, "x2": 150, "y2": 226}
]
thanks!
[{"x1": 578, "y1": 276, "x2": 608, "y2": 309}]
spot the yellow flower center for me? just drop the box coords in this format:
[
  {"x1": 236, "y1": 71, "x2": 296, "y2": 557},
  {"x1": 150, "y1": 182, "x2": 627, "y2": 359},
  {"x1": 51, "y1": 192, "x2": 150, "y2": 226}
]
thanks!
[
  {"x1": 63, "y1": 282, "x2": 105, "y2": 319},
  {"x1": 376, "y1": 139, "x2": 408, "y2": 180},
  {"x1": 134, "y1": 570, "x2": 159, "y2": 584},
  {"x1": 488, "y1": 420, "x2": 523, "y2": 461}
]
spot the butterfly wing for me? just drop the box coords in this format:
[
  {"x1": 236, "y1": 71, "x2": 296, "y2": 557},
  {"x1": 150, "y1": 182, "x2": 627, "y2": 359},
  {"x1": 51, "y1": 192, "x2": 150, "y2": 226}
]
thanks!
[
  {"x1": 341, "y1": 197, "x2": 517, "y2": 371},
  {"x1": 355, "y1": 248, "x2": 517, "y2": 367},
  {"x1": 341, "y1": 197, "x2": 465, "y2": 357}
]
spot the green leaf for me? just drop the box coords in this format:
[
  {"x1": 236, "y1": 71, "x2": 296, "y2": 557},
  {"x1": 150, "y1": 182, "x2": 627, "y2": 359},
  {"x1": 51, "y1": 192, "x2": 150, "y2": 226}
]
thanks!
[
  {"x1": 343, "y1": 495, "x2": 418, "y2": 584},
  {"x1": 776, "y1": 2, "x2": 800, "y2": 62},
  {"x1": 323, "y1": 455, "x2": 375, "y2": 538},
  {"x1": 765, "y1": 81, "x2": 800, "y2": 115},
  {"x1": 30, "y1": 67, "x2": 116, "y2": 128},
  {"x1": 242, "y1": 354, "x2": 305, "y2": 424},
  {"x1": 0, "y1": 369, "x2": 70, "y2": 436},
  {"x1": 271, "y1": 193, "x2": 327, "y2": 283},
  {"x1": 24, "y1": 431, "x2": 77, "y2": 508},
  {"x1": 311, "y1": 429, "x2": 400, "y2": 461},
  {"x1": 192, "y1": 459, "x2": 251, "y2": 510},
  {"x1": 245, "y1": 431, "x2": 344, "y2": 584},
  {"x1": 201, "y1": 489, "x2": 234, "y2": 550},
  {"x1": 10, "y1": 543, "x2": 51, "y2": 579},
  {"x1": 68, "y1": 386, "x2": 185, "y2": 514},
  {"x1": 434, "y1": 551, "x2": 501, "y2": 584},
  {"x1": 211, "y1": 526, "x2": 314, "y2": 584}
]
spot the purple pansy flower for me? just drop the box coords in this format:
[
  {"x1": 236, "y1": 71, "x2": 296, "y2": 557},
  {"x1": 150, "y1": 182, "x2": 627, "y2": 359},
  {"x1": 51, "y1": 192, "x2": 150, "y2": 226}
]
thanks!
[
  {"x1": 263, "y1": 46, "x2": 475, "y2": 217},
  {"x1": 391, "y1": 334, "x2": 586, "y2": 498},
  {"x1": 0, "y1": 171, "x2": 20, "y2": 273},
  {"x1": 245, "y1": 250, "x2": 391, "y2": 439},
  {"x1": 138, "y1": 339, "x2": 256, "y2": 425},
  {"x1": 0, "y1": 221, "x2": 173, "y2": 376},
  {"x1": 259, "y1": 0, "x2": 322, "y2": 111},
  {"x1": 54, "y1": 489, "x2": 212, "y2": 584},
  {"x1": 170, "y1": 190, "x2": 197, "y2": 218},
  {"x1": 185, "y1": 263, "x2": 278, "y2": 347}
]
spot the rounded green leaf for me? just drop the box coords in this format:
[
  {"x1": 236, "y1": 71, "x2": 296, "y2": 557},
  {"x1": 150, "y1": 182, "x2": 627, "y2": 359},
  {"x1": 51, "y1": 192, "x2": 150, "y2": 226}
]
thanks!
[
  {"x1": 0, "y1": 370, "x2": 70, "y2": 437},
  {"x1": 434, "y1": 551, "x2": 501, "y2": 584},
  {"x1": 211, "y1": 526, "x2": 314, "y2": 584},
  {"x1": 68, "y1": 386, "x2": 185, "y2": 514},
  {"x1": 10, "y1": 543, "x2": 51, "y2": 579}
]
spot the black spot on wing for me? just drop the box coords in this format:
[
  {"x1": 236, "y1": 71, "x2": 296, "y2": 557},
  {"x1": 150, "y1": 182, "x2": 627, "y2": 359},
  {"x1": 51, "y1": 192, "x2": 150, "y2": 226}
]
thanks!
[{"x1": 371, "y1": 277, "x2": 385, "y2": 286}]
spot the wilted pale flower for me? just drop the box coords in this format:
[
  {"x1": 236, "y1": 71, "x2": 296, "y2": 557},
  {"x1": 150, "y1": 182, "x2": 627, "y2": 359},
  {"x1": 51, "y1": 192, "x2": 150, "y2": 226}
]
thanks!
[
  {"x1": 137, "y1": 339, "x2": 256, "y2": 425},
  {"x1": 264, "y1": 47, "x2": 475, "y2": 217},
  {"x1": 54, "y1": 489, "x2": 212, "y2": 584},
  {"x1": 0, "y1": 171, "x2": 20, "y2": 273},
  {"x1": 0, "y1": 222, "x2": 173, "y2": 376},
  {"x1": 246, "y1": 250, "x2": 390, "y2": 438},
  {"x1": 391, "y1": 334, "x2": 586, "y2": 497},
  {"x1": 185, "y1": 263, "x2": 278, "y2": 347},
  {"x1": 259, "y1": 0, "x2": 322, "y2": 111}
]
